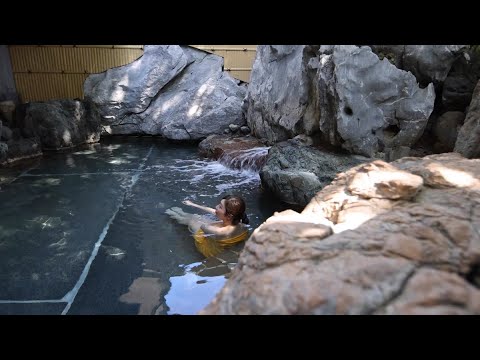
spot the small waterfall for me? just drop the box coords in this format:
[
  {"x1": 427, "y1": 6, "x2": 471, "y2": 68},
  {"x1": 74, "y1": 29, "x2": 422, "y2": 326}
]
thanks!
[{"x1": 217, "y1": 147, "x2": 270, "y2": 172}]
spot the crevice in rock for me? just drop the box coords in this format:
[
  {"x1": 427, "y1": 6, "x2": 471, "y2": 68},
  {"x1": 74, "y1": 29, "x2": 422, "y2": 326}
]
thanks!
[
  {"x1": 466, "y1": 263, "x2": 480, "y2": 288},
  {"x1": 383, "y1": 124, "x2": 401, "y2": 139},
  {"x1": 368, "y1": 266, "x2": 417, "y2": 314},
  {"x1": 110, "y1": 122, "x2": 139, "y2": 127}
]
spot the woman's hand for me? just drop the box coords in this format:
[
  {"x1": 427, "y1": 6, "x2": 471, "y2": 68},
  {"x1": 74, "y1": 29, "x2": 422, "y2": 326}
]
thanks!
[{"x1": 182, "y1": 200, "x2": 216, "y2": 215}]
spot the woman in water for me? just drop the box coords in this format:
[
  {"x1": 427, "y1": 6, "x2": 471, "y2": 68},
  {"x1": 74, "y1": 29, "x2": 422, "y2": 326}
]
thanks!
[{"x1": 165, "y1": 194, "x2": 250, "y2": 257}]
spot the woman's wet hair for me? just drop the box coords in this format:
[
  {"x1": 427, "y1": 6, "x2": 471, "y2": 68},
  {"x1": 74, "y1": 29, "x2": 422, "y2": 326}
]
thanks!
[{"x1": 222, "y1": 195, "x2": 249, "y2": 225}]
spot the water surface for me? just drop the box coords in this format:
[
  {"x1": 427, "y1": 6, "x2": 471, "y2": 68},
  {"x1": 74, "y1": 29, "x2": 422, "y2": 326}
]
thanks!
[{"x1": 0, "y1": 137, "x2": 283, "y2": 315}]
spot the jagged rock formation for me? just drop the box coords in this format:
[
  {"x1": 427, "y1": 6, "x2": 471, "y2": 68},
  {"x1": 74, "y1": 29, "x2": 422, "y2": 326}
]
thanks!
[
  {"x1": 260, "y1": 139, "x2": 367, "y2": 206},
  {"x1": 84, "y1": 46, "x2": 247, "y2": 140},
  {"x1": 245, "y1": 45, "x2": 437, "y2": 158},
  {"x1": 201, "y1": 153, "x2": 480, "y2": 315},
  {"x1": 455, "y1": 79, "x2": 480, "y2": 158}
]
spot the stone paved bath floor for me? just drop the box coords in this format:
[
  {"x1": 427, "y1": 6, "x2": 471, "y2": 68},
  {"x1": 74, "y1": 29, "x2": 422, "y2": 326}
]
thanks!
[{"x1": 0, "y1": 137, "x2": 283, "y2": 315}]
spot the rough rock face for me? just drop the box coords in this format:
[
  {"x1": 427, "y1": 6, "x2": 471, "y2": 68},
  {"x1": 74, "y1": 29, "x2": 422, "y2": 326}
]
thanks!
[
  {"x1": 244, "y1": 45, "x2": 319, "y2": 144},
  {"x1": 0, "y1": 103, "x2": 43, "y2": 166},
  {"x1": 260, "y1": 139, "x2": 367, "y2": 207},
  {"x1": 1, "y1": 138, "x2": 41, "y2": 165},
  {"x1": 403, "y1": 45, "x2": 467, "y2": 85},
  {"x1": 318, "y1": 45, "x2": 436, "y2": 157},
  {"x1": 84, "y1": 45, "x2": 188, "y2": 122},
  {"x1": 370, "y1": 45, "x2": 468, "y2": 86},
  {"x1": 18, "y1": 99, "x2": 101, "y2": 150},
  {"x1": 201, "y1": 153, "x2": 480, "y2": 315},
  {"x1": 85, "y1": 46, "x2": 247, "y2": 140},
  {"x1": 454, "y1": 79, "x2": 480, "y2": 158},
  {"x1": 442, "y1": 50, "x2": 480, "y2": 112},
  {"x1": 246, "y1": 45, "x2": 436, "y2": 158},
  {"x1": 0, "y1": 100, "x2": 15, "y2": 126},
  {"x1": 432, "y1": 111, "x2": 464, "y2": 152}
]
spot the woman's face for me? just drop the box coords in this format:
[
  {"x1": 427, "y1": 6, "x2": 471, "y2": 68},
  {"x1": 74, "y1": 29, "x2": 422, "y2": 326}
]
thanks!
[{"x1": 215, "y1": 199, "x2": 228, "y2": 220}]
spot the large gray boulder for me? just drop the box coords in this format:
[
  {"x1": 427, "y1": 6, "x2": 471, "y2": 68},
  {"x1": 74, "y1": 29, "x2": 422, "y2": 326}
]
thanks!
[
  {"x1": 260, "y1": 139, "x2": 367, "y2": 207},
  {"x1": 245, "y1": 45, "x2": 436, "y2": 158},
  {"x1": 84, "y1": 45, "x2": 189, "y2": 122},
  {"x1": 455, "y1": 79, "x2": 480, "y2": 158},
  {"x1": 0, "y1": 123, "x2": 12, "y2": 141},
  {"x1": 442, "y1": 50, "x2": 480, "y2": 112},
  {"x1": 85, "y1": 46, "x2": 247, "y2": 140},
  {"x1": 370, "y1": 45, "x2": 468, "y2": 86},
  {"x1": 244, "y1": 45, "x2": 319, "y2": 144},
  {"x1": 316, "y1": 45, "x2": 436, "y2": 157},
  {"x1": 4, "y1": 138, "x2": 41, "y2": 164},
  {"x1": 18, "y1": 99, "x2": 101, "y2": 150}
]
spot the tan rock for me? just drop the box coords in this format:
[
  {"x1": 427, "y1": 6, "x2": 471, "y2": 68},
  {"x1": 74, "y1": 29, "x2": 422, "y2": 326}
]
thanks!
[
  {"x1": 375, "y1": 268, "x2": 480, "y2": 315},
  {"x1": 347, "y1": 160, "x2": 423, "y2": 200},
  {"x1": 201, "y1": 153, "x2": 480, "y2": 315}
]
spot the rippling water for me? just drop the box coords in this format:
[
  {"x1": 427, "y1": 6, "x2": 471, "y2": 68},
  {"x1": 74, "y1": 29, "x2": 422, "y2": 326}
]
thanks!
[{"x1": 0, "y1": 137, "x2": 284, "y2": 315}]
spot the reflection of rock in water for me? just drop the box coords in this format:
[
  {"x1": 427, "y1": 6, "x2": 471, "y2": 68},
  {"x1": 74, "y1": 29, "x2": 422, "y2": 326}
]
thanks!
[{"x1": 118, "y1": 276, "x2": 167, "y2": 315}]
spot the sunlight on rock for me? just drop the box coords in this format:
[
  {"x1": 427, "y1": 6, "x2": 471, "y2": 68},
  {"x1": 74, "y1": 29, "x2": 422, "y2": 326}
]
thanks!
[
  {"x1": 427, "y1": 163, "x2": 479, "y2": 188},
  {"x1": 334, "y1": 211, "x2": 374, "y2": 233},
  {"x1": 111, "y1": 74, "x2": 129, "y2": 103},
  {"x1": 297, "y1": 225, "x2": 333, "y2": 238},
  {"x1": 74, "y1": 101, "x2": 81, "y2": 120},
  {"x1": 195, "y1": 79, "x2": 216, "y2": 98},
  {"x1": 196, "y1": 83, "x2": 209, "y2": 97},
  {"x1": 320, "y1": 54, "x2": 331, "y2": 66},
  {"x1": 102, "y1": 125, "x2": 112, "y2": 134},
  {"x1": 62, "y1": 130, "x2": 71, "y2": 144},
  {"x1": 347, "y1": 161, "x2": 423, "y2": 200},
  {"x1": 160, "y1": 93, "x2": 184, "y2": 113},
  {"x1": 130, "y1": 60, "x2": 141, "y2": 70},
  {"x1": 188, "y1": 104, "x2": 200, "y2": 117},
  {"x1": 266, "y1": 209, "x2": 333, "y2": 229}
]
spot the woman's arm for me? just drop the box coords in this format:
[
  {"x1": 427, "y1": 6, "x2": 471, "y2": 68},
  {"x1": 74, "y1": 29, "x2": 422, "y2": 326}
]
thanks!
[
  {"x1": 200, "y1": 222, "x2": 229, "y2": 235},
  {"x1": 182, "y1": 200, "x2": 216, "y2": 215}
]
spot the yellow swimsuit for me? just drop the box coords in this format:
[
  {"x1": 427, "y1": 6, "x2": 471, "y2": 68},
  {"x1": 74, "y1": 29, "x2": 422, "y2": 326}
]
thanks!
[{"x1": 193, "y1": 229, "x2": 250, "y2": 257}]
